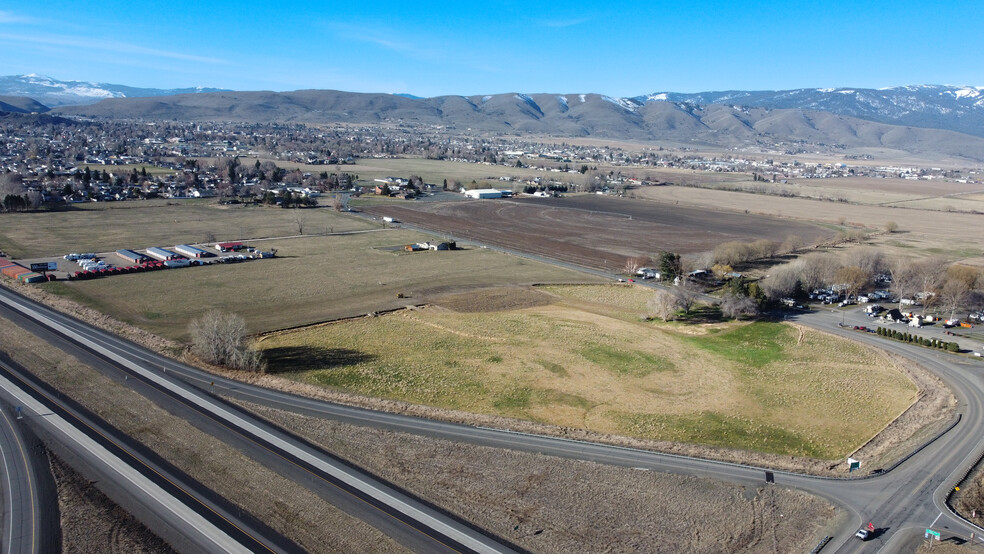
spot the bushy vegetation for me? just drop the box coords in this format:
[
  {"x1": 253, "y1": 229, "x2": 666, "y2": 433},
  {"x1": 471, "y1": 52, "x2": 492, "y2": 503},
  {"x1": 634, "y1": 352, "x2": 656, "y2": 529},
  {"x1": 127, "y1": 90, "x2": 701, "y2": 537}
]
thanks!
[
  {"x1": 189, "y1": 310, "x2": 265, "y2": 372},
  {"x1": 875, "y1": 327, "x2": 960, "y2": 352}
]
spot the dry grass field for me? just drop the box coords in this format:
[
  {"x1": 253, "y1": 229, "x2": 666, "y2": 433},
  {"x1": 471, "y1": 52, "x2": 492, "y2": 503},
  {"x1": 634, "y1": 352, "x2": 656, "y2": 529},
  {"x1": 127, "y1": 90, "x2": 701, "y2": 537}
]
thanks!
[
  {"x1": 256, "y1": 285, "x2": 917, "y2": 459},
  {"x1": 0, "y1": 314, "x2": 408, "y2": 553},
  {"x1": 38, "y1": 231, "x2": 602, "y2": 341},
  {"x1": 0, "y1": 200, "x2": 377, "y2": 259},
  {"x1": 633, "y1": 185, "x2": 984, "y2": 264},
  {"x1": 242, "y1": 399, "x2": 838, "y2": 554}
]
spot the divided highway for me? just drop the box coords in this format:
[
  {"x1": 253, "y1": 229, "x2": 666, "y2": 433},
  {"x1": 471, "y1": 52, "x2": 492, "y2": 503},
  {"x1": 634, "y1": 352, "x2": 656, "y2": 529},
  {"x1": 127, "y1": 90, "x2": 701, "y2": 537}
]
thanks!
[
  {"x1": 0, "y1": 286, "x2": 520, "y2": 554},
  {"x1": 3, "y1": 279, "x2": 984, "y2": 552}
]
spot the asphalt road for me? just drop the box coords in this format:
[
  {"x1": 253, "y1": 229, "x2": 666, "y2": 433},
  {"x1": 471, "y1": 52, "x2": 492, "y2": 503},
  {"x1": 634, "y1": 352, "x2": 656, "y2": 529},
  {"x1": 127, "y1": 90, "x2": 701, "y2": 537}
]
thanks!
[
  {"x1": 0, "y1": 286, "x2": 520, "y2": 554},
  {"x1": 3, "y1": 275, "x2": 984, "y2": 552},
  {"x1": 0, "y1": 357, "x2": 285, "y2": 554},
  {"x1": 0, "y1": 393, "x2": 58, "y2": 554}
]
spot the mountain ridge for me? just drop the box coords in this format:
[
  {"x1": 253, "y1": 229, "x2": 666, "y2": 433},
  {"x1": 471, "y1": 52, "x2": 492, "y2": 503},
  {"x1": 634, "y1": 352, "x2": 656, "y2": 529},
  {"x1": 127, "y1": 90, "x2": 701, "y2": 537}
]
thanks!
[
  {"x1": 47, "y1": 89, "x2": 984, "y2": 161},
  {"x1": 6, "y1": 75, "x2": 984, "y2": 161}
]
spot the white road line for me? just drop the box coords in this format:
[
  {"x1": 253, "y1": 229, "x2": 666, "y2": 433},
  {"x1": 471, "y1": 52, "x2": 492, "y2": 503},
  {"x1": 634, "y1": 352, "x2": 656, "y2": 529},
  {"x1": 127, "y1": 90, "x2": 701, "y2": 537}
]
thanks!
[
  {"x1": 1, "y1": 290, "x2": 511, "y2": 554},
  {"x1": 0, "y1": 373, "x2": 249, "y2": 554}
]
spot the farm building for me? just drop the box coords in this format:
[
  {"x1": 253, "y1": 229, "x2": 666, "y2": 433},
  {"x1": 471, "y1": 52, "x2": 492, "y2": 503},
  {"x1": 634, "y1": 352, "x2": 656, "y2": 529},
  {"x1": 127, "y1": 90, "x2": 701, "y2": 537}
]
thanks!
[
  {"x1": 174, "y1": 244, "x2": 210, "y2": 258},
  {"x1": 463, "y1": 188, "x2": 504, "y2": 199},
  {"x1": 146, "y1": 247, "x2": 182, "y2": 261},
  {"x1": 215, "y1": 242, "x2": 245, "y2": 252},
  {"x1": 116, "y1": 249, "x2": 148, "y2": 264}
]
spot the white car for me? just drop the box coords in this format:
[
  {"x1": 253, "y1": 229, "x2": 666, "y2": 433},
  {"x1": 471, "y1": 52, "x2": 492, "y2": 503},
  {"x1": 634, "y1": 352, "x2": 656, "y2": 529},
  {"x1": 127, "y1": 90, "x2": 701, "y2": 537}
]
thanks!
[{"x1": 855, "y1": 529, "x2": 869, "y2": 540}]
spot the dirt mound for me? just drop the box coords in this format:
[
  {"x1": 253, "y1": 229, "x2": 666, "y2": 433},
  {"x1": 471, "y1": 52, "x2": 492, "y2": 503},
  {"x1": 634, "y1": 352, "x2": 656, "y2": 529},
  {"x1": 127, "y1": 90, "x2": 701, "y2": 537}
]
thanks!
[{"x1": 430, "y1": 285, "x2": 555, "y2": 312}]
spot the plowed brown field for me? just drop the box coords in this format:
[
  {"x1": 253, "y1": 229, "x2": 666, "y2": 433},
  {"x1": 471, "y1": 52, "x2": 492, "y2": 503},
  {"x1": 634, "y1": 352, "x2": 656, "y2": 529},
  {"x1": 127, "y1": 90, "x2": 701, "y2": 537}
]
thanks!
[{"x1": 363, "y1": 194, "x2": 833, "y2": 269}]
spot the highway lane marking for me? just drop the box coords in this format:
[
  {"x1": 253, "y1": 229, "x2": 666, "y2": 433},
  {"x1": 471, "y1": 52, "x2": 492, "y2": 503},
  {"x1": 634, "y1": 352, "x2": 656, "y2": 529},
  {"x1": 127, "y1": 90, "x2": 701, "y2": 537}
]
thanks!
[
  {"x1": 0, "y1": 365, "x2": 259, "y2": 554},
  {"x1": 0, "y1": 361, "x2": 280, "y2": 554},
  {"x1": 0, "y1": 404, "x2": 35, "y2": 554},
  {"x1": 0, "y1": 289, "x2": 512, "y2": 554}
]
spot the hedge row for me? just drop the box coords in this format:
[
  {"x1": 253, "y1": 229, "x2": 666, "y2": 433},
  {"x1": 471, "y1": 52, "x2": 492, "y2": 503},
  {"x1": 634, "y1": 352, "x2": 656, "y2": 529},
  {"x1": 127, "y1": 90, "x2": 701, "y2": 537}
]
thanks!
[{"x1": 875, "y1": 327, "x2": 960, "y2": 352}]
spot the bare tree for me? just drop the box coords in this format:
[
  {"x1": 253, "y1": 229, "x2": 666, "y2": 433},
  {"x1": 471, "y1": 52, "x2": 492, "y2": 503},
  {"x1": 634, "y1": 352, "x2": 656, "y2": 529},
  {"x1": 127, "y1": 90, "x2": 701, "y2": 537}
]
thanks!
[
  {"x1": 939, "y1": 265, "x2": 980, "y2": 319},
  {"x1": 888, "y1": 258, "x2": 920, "y2": 309},
  {"x1": 760, "y1": 262, "x2": 801, "y2": 300},
  {"x1": 647, "y1": 290, "x2": 682, "y2": 321},
  {"x1": 939, "y1": 277, "x2": 970, "y2": 320},
  {"x1": 781, "y1": 234, "x2": 804, "y2": 254},
  {"x1": 623, "y1": 256, "x2": 646, "y2": 276},
  {"x1": 672, "y1": 279, "x2": 699, "y2": 315},
  {"x1": 291, "y1": 210, "x2": 305, "y2": 235},
  {"x1": 720, "y1": 292, "x2": 759, "y2": 320},
  {"x1": 835, "y1": 266, "x2": 870, "y2": 299},
  {"x1": 841, "y1": 247, "x2": 885, "y2": 277},
  {"x1": 799, "y1": 252, "x2": 839, "y2": 291},
  {"x1": 188, "y1": 310, "x2": 265, "y2": 372}
]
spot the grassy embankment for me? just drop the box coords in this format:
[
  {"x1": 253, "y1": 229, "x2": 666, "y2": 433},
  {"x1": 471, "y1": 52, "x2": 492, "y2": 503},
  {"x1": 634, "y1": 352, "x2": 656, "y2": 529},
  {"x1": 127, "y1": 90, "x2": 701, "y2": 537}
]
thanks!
[{"x1": 257, "y1": 284, "x2": 917, "y2": 459}]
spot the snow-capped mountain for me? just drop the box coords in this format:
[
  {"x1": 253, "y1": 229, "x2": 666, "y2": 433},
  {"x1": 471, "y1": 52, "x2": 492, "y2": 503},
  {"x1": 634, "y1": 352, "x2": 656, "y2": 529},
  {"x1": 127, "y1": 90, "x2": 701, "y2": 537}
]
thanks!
[
  {"x1": 634, "y1": 85, "x2": 984, "y2": 138},
  {"x1": 0, "y1": 74, "x2": 227, "y2": 107}
]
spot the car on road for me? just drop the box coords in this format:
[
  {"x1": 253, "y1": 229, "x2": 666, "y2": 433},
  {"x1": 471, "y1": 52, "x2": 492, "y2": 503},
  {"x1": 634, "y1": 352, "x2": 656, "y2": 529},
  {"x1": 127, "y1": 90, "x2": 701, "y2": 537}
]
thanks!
[{"x1": 855, "y1": 529, "x2": 869, "y2": 540}]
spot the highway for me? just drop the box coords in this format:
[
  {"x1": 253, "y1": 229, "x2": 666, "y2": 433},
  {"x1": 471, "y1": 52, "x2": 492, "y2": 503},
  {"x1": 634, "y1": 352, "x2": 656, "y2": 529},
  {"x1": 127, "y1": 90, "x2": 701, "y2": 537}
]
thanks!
[
  {"x1": 0, "y1": 286, "x2": 520, "y2": 554},
  {"x1": 0, "y1": 389, "x2": 58, "y2": 554},
  {"x1": 0, "y1": 355, "x2": 292, "y2": 553},
  {"x1": 3, "y1": 278, "x2": 984, "y2": 552}
]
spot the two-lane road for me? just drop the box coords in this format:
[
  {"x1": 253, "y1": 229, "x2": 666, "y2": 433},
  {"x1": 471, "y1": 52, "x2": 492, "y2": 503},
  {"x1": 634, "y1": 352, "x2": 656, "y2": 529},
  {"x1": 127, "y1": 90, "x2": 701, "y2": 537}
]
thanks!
[{"x1": 4, "y1": 279, "x2": 984, "y2": 552}]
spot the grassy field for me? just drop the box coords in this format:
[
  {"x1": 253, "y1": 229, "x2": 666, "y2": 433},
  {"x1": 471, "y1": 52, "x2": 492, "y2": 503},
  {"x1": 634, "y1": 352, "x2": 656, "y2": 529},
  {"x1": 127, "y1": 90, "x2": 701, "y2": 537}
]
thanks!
[
  {"x1": 0, "y1": 314, "x2": 406, "y2": 553},
  {"x1": 0, "y1": 200, "x2": 376, "y2": 259},
  {"x1": 256, "y1": 284, "x2": 917, "y2": 459},
  {"x1": 39, "y1": 231, "x2": 602, "y2": 341}
]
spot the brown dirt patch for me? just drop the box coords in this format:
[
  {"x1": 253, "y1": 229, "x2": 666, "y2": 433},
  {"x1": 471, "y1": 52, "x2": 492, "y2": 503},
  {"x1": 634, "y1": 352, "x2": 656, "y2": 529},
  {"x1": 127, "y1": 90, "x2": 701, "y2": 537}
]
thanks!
[
  {"x1": 236, "y1": 399, "x2": 837, "y2": 554},
  {"x1": 429, "y1": 285, "x2": 556, "y2": 312},
  {"x1": 50, "y1": 453, "x2": 176, "y2": 554},
  {"x1": 362, "y1": 195, "x2": 833, "y2": 269}
]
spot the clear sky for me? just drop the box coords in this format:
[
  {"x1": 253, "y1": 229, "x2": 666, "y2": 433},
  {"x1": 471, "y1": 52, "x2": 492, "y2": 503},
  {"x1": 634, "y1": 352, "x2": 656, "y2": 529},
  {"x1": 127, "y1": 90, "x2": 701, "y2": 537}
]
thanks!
[{"x1": 2, "y1": 1, "x2": 982, "y2": 97}]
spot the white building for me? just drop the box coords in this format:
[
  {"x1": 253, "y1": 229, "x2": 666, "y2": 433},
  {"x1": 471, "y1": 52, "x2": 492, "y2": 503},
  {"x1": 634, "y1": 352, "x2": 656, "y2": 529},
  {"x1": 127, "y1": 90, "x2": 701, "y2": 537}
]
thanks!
[{"x1": 463, "y1": 188, "x2": 504, "y2": 199}]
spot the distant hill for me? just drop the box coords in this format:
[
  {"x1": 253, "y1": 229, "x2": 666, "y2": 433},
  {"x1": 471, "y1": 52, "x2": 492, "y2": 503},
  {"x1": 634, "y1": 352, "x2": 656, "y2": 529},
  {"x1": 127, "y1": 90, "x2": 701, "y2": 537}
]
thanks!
[
  {"x1": 0, "y1": 95, "x2": 48, "y2": 113},
  {"x1": 52, "y1": 89, "x2": 984, "y2": 161},
  {"x1": 0, "y1": 74, "x2": 228, "y2": 107},
  {"x1": 636, "y1": 85, "x2": 984, "y2": 139}
]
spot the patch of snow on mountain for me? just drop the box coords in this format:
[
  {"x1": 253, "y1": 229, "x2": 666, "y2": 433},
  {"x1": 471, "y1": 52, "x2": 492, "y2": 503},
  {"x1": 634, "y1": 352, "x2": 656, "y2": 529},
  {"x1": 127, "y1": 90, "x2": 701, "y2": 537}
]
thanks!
[
  {"x1": 837, "y1": 90, "x2": 855, "y2": 94},
  {"x1": 817, "y1": 88, "x2": 835, "y2": 93},
  {"x1": 557, "y1": 96, "x2": 568, "y2": 109},
  {"x1": 953, "y1": 88, "x2": 982, "y2": 99},
  {"x1": 602, "y1": 95, "x2": 637, "y2": 111},
  {"x1": 579, "y1": 94, "x2": 586, "y2": 103},
  {"x1": 647, "y1": 93, "x2": 668, "y2": 101},
  {"x1": 481, "y1": 95, "x2": 492, "y2": 103},
  {"x1": 513, "y1": 93, "x2": 542, "y2": 113}
]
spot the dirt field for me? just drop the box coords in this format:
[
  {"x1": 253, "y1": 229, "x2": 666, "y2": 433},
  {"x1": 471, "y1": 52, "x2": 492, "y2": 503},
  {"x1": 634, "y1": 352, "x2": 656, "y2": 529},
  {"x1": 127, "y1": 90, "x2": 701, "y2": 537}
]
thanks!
[
  {"x1": 50, "y1": 454, "x2": 176, "y2": 554},
  {"x1": 255, "y1": 285, "x2": 921, "y2": 461},
  {"x1": 362, "y1": 195, "x2": 833, "y2": 269},
  {"x1": 633, "y1": 185, "x2": 984, "y2": 264},
  {"x1": 239, "y1": 399, "x2": 839, "y2": 554}
]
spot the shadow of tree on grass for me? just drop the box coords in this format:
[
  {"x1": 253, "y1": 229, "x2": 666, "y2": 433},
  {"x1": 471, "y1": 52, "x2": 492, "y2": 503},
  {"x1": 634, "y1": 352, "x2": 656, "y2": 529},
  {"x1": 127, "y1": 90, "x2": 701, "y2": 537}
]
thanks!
[{"x1": 263, "y1": 346, "x2": 375, "y2": 374}]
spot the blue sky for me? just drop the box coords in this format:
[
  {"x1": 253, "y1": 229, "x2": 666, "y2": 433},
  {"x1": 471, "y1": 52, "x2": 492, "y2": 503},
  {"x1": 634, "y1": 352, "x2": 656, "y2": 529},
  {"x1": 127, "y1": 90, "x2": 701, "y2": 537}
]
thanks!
[{"x1": 2, "y1": 1, "x2": 982, "y2": 97}]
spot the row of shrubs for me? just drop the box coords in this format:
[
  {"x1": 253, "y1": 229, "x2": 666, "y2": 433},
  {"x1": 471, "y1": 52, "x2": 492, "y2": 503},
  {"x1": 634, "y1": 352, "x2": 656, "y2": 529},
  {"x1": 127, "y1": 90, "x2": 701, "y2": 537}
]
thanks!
[{"x1": 875, "y1": 327, "x2": 960, "y2": 352}]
